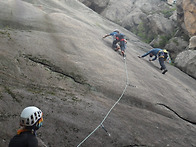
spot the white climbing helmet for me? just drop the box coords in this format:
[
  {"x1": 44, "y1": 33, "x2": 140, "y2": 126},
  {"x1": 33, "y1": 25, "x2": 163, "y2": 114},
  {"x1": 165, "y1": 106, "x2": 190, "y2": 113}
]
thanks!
[
  {"x1": 20, "y1": 106, "x2": 43, "y2": 127},
  {"x1": 114, "y1": 29, "x2": 119, "y2": 33}
]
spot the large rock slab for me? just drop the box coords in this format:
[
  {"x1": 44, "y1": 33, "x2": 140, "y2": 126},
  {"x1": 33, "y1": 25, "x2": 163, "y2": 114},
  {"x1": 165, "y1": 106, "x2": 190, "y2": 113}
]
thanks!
[
  {"x1": 189, "y1": 35, "x2": 196, "y2": 49},
  {"x1": 165, "y1": 37, "x2": 188, "y2": 59},
  {"x1": 177, "y1": 0, "x2": 196, "y2": 36},
  {"x1": 183, "y1": 0, "x2": 196, "y2": 36},
  {"x1": 175, "y1": 50, "x2": 196, "y2": 79},
  {"x1": 0, "y1": 0, "x2": 196, "y2": 147}
]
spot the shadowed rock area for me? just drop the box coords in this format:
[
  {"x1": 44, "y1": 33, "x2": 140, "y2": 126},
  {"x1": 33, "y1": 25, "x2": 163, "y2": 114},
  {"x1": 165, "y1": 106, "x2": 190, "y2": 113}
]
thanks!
[{"x1": 0, "y1": 0, "x2": 196, "y2": 147}]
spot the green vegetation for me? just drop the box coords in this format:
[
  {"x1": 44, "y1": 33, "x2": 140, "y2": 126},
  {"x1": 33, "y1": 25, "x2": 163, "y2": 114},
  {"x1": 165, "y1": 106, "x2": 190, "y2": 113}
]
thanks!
[
  {"x1": 0, "y1": 31, "x2": 5, "y2": 34},
  {"x1": 27, "y1": 87, "x2": 43, "y2": 94},
  {"x1": 130, "y1": 6, "x2": 177, "y2": 47},
  {"x1": 133, "y1": 22, "x2": 152, "y2": 43},
  {"x1": 159, "y1": 35, "x2": 172, "y2": 47},
  {"x1": 172, "y1": 38, "x2": 179, "y2": 46},
  {"x1": 161, "y1": 7, "x2": 176, "y2": 18},
  {"x1": 4, "y1": 86, "x2": 20, "y2": 102},
  {"x1": 182, "y1": 34, "x2": 190, "y2": 41},
  {"x1": 0, "y1": 30, "x2": 11, "y2": 39},
  {"x1": 132, "y1": 21, "x2": 178, "y2": 48},
  {"x1": 153, "y1": 35, "x2": 172, "y2": 48},
  {"x1": 137, "y1": 23, "x2": 146, "y2": 39}
]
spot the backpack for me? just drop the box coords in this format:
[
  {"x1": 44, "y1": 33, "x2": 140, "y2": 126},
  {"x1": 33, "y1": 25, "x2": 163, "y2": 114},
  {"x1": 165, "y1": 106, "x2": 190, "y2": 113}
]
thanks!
[
  {"x1": 115, "y1": 33, "x2": 125, "y2": 41},
  {"x1": 164, "y1": 52, "x2": 168, "y2": 60}
]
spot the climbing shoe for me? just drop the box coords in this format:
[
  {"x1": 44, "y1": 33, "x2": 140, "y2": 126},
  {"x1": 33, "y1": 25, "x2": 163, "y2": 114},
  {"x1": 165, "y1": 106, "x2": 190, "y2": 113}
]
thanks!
[
  {"x1": 123, "y1": 54, "x2": 126, "y2": 59},
  {"x1": 121, "y1": 51, "x2": 125, "y2": 56},
  {"x1": 160, "y1": 67, "x2": 163, "y2": 70},
  {"x1": 115, "y1": 48, "x2": 119, "y2": 51},
  {"x1": 162, "y1": 69, "x2": 168, "y2": 74}
]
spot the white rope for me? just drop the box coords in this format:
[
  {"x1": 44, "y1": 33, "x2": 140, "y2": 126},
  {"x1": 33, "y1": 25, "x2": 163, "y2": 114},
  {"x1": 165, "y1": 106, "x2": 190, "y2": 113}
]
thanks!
[{"x1": 77, "y1": 57, "x2": 129, "y2": 147}]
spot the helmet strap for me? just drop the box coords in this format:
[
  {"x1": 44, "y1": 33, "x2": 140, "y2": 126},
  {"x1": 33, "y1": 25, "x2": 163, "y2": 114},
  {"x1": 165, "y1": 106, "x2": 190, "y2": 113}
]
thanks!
[
  {"x1": 17, "y1": 127, "x2": 33, "y2": 135},
  {"x1": 34, "y1": 117, "x2": 43, "y2": 131}
]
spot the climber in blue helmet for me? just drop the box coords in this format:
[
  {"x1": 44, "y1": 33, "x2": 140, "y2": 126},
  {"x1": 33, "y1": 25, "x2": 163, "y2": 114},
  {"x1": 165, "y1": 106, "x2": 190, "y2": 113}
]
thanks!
[{"x1": 138, "y1": 48, "x2": 168, "y2": 74}]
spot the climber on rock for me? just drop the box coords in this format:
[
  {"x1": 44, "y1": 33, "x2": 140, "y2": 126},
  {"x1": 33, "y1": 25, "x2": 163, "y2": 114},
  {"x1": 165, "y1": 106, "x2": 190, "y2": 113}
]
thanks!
[
  {"x1": 138, "y1": 48, "x2": 169, "y2": 74},
  {"x1": 114, "y1": 33, "x2": 127, "y2": 57},
  {"x1": 9, "y1": 106, "x2": 43, "y2": 147},
  {"x1": 103, "y1": 29, "x2": 120, "y2": 50}
]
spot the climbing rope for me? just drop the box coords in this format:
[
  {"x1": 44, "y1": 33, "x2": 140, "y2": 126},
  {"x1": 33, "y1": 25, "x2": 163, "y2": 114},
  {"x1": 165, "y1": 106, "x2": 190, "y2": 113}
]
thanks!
[{"x1": 77, "y1": 56, "x2": 129, "y2": 147}]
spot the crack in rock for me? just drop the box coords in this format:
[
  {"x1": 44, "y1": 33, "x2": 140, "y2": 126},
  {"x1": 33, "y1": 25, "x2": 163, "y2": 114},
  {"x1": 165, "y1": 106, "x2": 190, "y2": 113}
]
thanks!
[
  {"x1": 25, "y1": 55, "x2": 89, "y2": 86},
  {"x1": 157, "y1": 103, "x2": 196, "y2": 125},
  {"x1": 123, "y1": 144, "x2": 148, "y2": 147}
]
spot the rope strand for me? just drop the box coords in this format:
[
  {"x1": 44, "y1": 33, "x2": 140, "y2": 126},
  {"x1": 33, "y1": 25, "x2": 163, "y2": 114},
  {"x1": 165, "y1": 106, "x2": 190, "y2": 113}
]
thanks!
[{"x1": 77, "y1": 57, "x2": 129, "y2": 147}]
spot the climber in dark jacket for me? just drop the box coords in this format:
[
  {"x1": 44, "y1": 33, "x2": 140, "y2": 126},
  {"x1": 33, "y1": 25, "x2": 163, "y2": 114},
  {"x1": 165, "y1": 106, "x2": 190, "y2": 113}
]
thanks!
[
  {"x1": 138, "y1": 48, "x2": 168, "y2": 74},
  {"x1": 9, "y1": 106, "x2": 43, "y2": 147}
]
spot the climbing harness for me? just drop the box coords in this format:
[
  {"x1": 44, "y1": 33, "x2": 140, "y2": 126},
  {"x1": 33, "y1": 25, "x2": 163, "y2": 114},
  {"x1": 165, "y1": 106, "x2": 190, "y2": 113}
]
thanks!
[{"x1": 77, "y1": 56, "x2": 129, "y2": 147}]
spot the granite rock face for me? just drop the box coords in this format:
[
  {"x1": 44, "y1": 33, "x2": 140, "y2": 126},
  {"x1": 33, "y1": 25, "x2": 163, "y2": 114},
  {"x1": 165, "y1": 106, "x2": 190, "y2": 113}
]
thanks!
[
  {"x1": 0, "y1": 0, "x2": 196, "y2": 147},
  {"x1": 80, "y1": 0, "x2": 177, "y2": 43},
  {"x1": 183, "y1": 0, "x2": 196, "y2": 36},
  {"x1": 175, "y1": 0, "x2": 196, "y2": 78},
  {"x1": 80, "y1": 0, "x2": 196, "y2": 78},
  {"x1": 189, "y1": 36, "x2": 196, "y2": 49},
  {"x1": 176, "y1": 0, "x2": 196, "y2": 36},
  {"x1": 175, "y1": 50, "x2": 196, "y2": 79}
]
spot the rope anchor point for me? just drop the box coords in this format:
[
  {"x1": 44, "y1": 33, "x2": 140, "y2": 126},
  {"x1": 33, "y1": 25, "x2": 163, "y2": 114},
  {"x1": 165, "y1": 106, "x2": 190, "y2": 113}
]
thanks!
[{"x1": 101, "y1": 124, "x2": 111, "y2": 136}]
